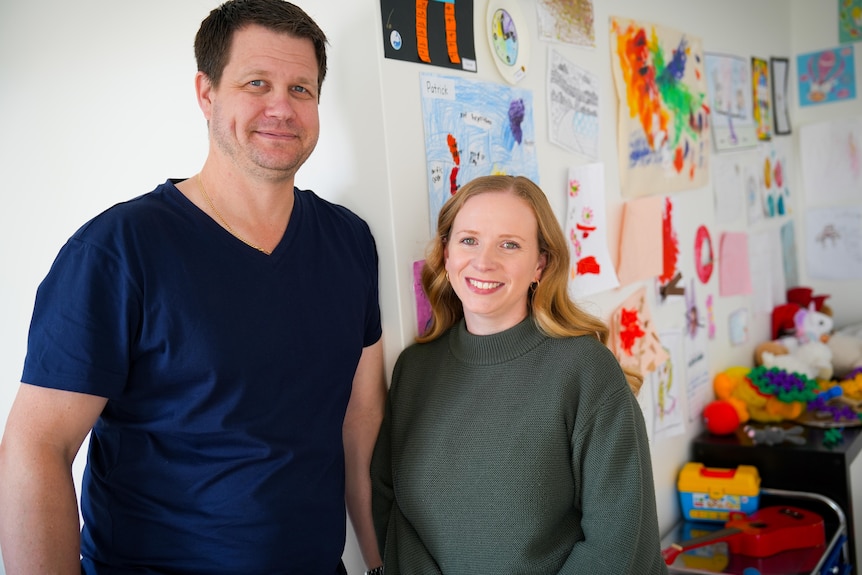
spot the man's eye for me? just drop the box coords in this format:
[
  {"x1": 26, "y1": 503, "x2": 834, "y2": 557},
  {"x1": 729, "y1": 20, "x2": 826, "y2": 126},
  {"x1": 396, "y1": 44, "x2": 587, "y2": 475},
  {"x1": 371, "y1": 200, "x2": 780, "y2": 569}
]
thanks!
[{"x1": 249, "y1": 80, "x2": 265, "y2": 87}]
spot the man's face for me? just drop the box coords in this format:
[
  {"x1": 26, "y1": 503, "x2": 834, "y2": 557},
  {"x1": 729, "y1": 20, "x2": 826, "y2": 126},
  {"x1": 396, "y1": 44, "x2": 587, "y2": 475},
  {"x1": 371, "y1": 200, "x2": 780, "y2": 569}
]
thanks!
[{"x1": 200, "y1": 24, "x2": 321, "y2": 181}]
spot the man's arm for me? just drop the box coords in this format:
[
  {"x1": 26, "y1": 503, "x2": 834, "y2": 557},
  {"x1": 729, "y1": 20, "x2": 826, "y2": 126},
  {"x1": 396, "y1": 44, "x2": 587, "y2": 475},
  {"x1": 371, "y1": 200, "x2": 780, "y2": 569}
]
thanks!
[
  {"x1": 343, "y1": 339, "x2": 387, "y2": 570},
  {"x1": 0, "y1": 383, "x2": 107, "y2": 574}
]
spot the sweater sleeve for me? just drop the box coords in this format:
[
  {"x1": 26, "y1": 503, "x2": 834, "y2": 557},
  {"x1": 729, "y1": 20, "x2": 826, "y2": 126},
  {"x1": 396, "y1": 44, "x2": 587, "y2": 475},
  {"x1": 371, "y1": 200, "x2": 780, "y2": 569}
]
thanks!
[
  {"x1": 370, "y1": 393, "x2": 394, "y2": 559},
  {"x1": 558, "y1": 386, "x2": 668, "y2": 575}
]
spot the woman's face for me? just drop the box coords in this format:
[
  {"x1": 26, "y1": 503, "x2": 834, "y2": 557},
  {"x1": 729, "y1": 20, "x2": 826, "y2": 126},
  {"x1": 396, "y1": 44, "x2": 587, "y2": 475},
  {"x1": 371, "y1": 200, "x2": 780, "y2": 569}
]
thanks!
[{"x1": 444, "y1": 191, "x2": 546, "y2": 335}]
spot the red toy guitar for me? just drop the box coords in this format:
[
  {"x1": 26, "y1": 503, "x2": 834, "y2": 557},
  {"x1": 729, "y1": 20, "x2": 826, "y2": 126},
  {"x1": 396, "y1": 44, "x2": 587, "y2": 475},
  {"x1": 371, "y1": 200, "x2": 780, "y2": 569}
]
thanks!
[{"x1": 662, "y1": 506, "x2": 825, "y2": 565}]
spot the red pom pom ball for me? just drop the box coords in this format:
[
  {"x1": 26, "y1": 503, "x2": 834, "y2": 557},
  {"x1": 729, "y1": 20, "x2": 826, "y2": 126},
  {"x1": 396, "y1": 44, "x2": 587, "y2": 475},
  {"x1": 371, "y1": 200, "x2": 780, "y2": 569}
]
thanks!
[{"x1": 703, "y1": 400, "x2": 740, "y2": 435}]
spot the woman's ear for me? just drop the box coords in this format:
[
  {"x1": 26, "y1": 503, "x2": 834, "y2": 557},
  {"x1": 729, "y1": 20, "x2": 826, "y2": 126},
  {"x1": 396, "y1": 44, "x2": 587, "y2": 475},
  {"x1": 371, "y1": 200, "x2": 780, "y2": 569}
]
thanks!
[{"x1": 535, "y1": 252, "x2": 548, "y2": 281}]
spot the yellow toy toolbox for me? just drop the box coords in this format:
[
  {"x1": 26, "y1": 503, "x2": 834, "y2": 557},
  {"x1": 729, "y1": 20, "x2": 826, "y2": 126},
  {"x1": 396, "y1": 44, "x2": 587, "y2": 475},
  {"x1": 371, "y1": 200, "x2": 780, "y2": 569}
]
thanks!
[{"x1": 677, "y1": 462, "x2": 760, "y2": 522}]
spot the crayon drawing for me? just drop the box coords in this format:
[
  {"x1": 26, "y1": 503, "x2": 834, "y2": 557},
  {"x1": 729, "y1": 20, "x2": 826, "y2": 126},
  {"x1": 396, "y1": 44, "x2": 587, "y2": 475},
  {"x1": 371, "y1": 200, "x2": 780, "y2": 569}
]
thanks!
[
  {"x1": 704, "y1": 53, "x2": 757, "y2": 150},
  {"x1": 609, "y1": 17, "x2": 710, "y2": 198},
  {"x1": 797, "y1": 46, "x2": 857, "y2": 106},
  {"x1": 420, "y1": 73, "x2": 538, "y2": 233},
  {"x1": 751, "y1": 57, "x2": 772, "y2": 140},
  {"x1": 536, "y1": 0, "x2": 595, "y2": 48},
  {"x1": 759, "y1": 140, "x2": 792, "y2": 218},
  {"x1": 548, "y1": 48, "x2": 600, "y2": 159}
]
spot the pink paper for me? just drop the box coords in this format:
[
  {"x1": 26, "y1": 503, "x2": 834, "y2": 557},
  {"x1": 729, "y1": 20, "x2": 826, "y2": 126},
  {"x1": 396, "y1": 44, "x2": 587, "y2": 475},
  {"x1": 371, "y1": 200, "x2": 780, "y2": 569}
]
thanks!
[{"x1": 719, "y1": 232, "x2": 753, "y2": 296}]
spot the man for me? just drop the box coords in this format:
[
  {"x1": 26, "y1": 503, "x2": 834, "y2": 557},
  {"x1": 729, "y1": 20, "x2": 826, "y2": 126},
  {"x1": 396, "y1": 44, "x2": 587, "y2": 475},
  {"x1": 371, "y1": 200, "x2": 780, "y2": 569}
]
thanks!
[{"x1": 0, "y1": 1, "x2": 386, "y2": 573}]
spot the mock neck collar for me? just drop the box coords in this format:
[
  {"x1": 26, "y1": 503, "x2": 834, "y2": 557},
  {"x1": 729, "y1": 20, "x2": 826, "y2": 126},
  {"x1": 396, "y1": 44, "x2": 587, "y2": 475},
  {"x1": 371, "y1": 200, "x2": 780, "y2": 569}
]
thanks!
[{"x1": 448, "y1": 317, "x2": 547, "y2": 366}]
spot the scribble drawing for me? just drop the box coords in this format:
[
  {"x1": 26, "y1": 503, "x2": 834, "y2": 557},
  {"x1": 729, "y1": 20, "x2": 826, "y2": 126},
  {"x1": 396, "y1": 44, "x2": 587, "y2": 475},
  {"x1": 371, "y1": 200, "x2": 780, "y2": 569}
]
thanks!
[{"x1": 536, "y1": 0, "x2": 595, "y2": 47}]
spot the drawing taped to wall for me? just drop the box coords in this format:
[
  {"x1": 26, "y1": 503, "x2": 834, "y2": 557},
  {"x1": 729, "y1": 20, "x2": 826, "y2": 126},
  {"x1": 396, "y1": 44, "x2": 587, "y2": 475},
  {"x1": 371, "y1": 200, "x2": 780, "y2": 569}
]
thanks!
[
  {"x1": 806, "y1": 206, "x2": 862, "y2": 279},
  {"x1": 420, "y1": 72, "x2": 538, "y2": 233},
  {"x1": 609, "y1": 17, "x2": 710, "y2": 198},
  {"x1": 379, "y1": 0, "x2": 477, "y2": 72},
  {"x1": 535, "y1": 0, "x2": 595, "y2": 48},
  {"x1": 759, "y1": 140, "x2": 792, "y2": 218},
  {"x1": 547, "y1": 47, "x2": 599, "y2": 158},
  {"x1": 799, "y1": 117, "x2": 862, "y2": 206},
  {"x1": 565, "y1": 163, "x2": 619, "y2": 298},
  {"x1": 797, "y1": 45, "x2": 857, "y2": 106},
  {"x1": 609, "y1": 286, "x2": 669, "y2": 376},
  {"x1": 751, "y1": 57, "x2": 772, "y2": 141},
  {"x1": 704, "y1": 52, "x2": 757, "y2": 151}
]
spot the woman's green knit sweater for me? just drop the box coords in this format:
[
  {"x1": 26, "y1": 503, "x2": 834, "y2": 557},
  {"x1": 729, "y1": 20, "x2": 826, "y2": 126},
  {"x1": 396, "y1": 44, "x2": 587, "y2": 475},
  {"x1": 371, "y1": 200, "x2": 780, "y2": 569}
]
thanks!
[{"x1": 371, "y1": 318, "x2": 667, "y2": 574}]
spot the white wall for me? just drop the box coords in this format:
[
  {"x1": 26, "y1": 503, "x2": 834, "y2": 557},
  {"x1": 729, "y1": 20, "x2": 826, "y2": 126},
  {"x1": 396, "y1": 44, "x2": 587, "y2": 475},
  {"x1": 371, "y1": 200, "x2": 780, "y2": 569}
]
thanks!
[{"x1": 0, "y1": 1, "x2": 859, "y2": 574}]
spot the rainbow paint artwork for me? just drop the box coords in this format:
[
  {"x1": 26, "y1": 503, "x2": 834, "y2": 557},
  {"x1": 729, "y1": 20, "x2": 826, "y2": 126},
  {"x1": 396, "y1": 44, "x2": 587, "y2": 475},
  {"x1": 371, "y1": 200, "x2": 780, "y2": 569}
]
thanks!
[{"x1": 610, "y1": 17, "x2": 710, "y2": 198}]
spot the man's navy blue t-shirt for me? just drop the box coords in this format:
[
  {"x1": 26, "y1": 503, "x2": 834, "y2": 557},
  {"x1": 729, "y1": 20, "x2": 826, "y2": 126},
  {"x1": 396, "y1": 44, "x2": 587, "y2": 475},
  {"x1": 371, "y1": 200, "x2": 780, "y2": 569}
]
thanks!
[{"x1": 22, "y1": 180, "x2": 381, "y2": 574}]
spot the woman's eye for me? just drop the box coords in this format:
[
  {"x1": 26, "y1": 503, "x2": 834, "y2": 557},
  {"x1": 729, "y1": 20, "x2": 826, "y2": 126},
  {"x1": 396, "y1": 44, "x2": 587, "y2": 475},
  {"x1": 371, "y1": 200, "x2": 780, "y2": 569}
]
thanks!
[
  {"x1": 502, "y1": 241, "x2": 520, "y2": 249},
  {"x1": 460, "y1": 237, "x2": 477, "y2": 246}
]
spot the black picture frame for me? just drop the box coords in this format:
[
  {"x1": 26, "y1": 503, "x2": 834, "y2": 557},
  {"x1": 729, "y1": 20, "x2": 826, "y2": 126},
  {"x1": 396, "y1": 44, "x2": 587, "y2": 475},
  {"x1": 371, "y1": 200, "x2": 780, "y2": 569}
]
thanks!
[{"x1": 770, "y1": 57, "x2": 792, "y2": 135}]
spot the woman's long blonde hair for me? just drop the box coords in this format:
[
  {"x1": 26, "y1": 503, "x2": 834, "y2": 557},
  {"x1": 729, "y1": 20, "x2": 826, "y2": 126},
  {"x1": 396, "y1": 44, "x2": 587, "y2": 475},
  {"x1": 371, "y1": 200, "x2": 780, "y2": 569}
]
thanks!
[{"x1": 418, "y1": 175, "x2": 643, "y2": 395}]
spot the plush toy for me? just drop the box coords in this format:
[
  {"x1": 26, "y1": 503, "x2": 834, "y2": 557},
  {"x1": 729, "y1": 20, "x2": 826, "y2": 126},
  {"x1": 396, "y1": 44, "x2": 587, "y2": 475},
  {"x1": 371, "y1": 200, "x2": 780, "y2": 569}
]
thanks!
[
  {"x1": 713, "y1": 365, "x2": 819, "y2": 423},
  {"x1": 755, "y1": 293, "x2": 834, "y2": 381},
  {"x1": 827, "y1": 326, "x2": 862, "y2": 379}
]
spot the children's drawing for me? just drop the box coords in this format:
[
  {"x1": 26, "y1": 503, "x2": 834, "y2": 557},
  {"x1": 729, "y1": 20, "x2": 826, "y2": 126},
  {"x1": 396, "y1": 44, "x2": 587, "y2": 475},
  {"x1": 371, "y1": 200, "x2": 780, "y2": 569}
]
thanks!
[
  {"x1": 797, "y1": 46, "x2": 857, "y2": 106},
  {"x1": 535, "y1": 0, "x2": 595, "y2": 48},
  {"x1": 759, "y1": 140, "x2": 792, "y2": 218},
  {"x1": 805, "y1": 206, "x2": 862, "y2": 280},
  {"x1": 609, "y1": 17, "x2": 710, "y2": 198},
  {"x1": 652, "y1": 329, "x2": 686, "y2": 441},
  {"x1": 380, "y1": 0, "x2": 477, "y2": 72},
  {"x1": 694, "y1": 225, "x2": 713, "y2": 283},
  {"x1": 658, "y1": 197, "x2": 683, "y2": 300},
  {"x1": 486, "y1": 0, "x2": 531, "y2": 84},
  {"x1": 685, "y1": 278, "x2": 704, "y2": 340},
  {"x1": 420, "y1": 73, "x2": 538, "y2": 233},
  {"x1": 751, "y1": 57, "x2": 772, "y2": 140},
  {"x1": 705, "y1": 294, "x2": 716, "y2": 340},
  {"x1": 547, "y1": 48, "x2": 600, "y2": 159},
  {"x1": 610, "y1": 286, "x2": 669, "y2": 376},
  {"x1": 839, "y1": 0, "x2": 862, "y2": 43},
  {"x1": 729, "y1": 308, "x2": 750, "y2": 346},
  {"x1": 799, "y1": 117, "x2": 862, "y2": 206},
  {"x1": 704, "y1": 53, "x2": 757, "y2": 150},
  {"x1": 565, "y1": 163, "x2": 619, "y2": 298}
]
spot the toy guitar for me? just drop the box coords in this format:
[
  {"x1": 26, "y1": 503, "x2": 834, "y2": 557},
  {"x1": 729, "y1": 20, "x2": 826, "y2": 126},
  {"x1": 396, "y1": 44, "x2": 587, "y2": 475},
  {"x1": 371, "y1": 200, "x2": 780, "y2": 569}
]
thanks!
[{"x1": 662, "y1": 506, "x2": 826, "y2": 565}]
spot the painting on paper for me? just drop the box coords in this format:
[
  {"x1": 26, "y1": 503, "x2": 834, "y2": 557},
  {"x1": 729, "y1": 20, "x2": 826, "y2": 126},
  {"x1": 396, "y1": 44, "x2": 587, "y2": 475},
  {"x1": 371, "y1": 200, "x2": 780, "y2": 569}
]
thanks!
[
  {"x1": 658, "y1": 197, "x2": 684, "y2": 302},
  {"x1": 751, "y1": 57, "x2": 772, "y2": 141},
  {"x1": 536, "y1": 0, "x2": 595, "y2": 48},
  {"x1": 565, "y1": 163, "x2": 619, "y2": 298},
  {"x1": 704, "y1": 53, "x2": 757, "y2": 151},
  {"x1": 420, "y1": 73, "x2": 538, "y2": 233},
  {"x1": 799, "y1": 117, "x2": 862, "y2": 207},
  {"x1": 548, "y1": 48, "x2": 600, "y2": 159},
  {"x1": 797, "y1": 46, "x2": 857, "y2": 106},
  {"x1": 609, "y1": 17, "x2": 710, "y2": 198},
  {"x1": 379, "y1": 0, "x2": 477, "y2": 72},
  {"x1": 609, "y1": 286, "x2": 668, "y2": 376},
  {"x1": 759, "y1": 140, "x2": 792, "y2": 218},
  {"x1": 839, "y1": 0, "x2": 862, "y2": 43}
]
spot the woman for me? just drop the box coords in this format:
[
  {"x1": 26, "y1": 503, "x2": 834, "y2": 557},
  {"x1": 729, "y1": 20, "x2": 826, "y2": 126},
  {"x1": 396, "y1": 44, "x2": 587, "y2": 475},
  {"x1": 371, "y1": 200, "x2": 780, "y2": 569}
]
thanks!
[{"x1": 371, "y1": 175, "x2": 667, "y2": 574}]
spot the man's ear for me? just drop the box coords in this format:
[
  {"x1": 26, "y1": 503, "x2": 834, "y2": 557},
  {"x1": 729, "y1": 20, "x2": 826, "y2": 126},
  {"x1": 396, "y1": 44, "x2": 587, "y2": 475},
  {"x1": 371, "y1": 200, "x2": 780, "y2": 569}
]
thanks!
[{"x1": 195, "y1": 72, "x2": 215, "y2": 122}]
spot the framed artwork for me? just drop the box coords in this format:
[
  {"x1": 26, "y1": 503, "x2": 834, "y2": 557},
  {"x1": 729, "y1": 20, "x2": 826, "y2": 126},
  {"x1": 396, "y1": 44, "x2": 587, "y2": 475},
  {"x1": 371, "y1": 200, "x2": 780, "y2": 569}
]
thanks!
[
  {"x1": 751, "y1": 57, "x2": 772, "y2": 140},
  {"x1": 770, "y1": 57, "x2": 791, "y2": 135}
]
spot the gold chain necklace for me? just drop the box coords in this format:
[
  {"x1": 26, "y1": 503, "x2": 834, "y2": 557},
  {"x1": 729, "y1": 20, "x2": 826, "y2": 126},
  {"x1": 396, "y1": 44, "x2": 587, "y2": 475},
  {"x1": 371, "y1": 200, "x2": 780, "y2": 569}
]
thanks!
[{"x1": 196, "y1": 174, "x2": 270, "y2": 255}]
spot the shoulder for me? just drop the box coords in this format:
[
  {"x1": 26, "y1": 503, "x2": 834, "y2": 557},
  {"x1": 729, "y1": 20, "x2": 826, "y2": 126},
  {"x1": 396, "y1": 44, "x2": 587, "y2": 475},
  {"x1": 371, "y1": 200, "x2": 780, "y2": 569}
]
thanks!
[
  {"x1": 294, "y1": 188, "x2": 373, "y2": 235},
  {"x1": 72, "y1": 181, "x2": 178, "y2": 244}
]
